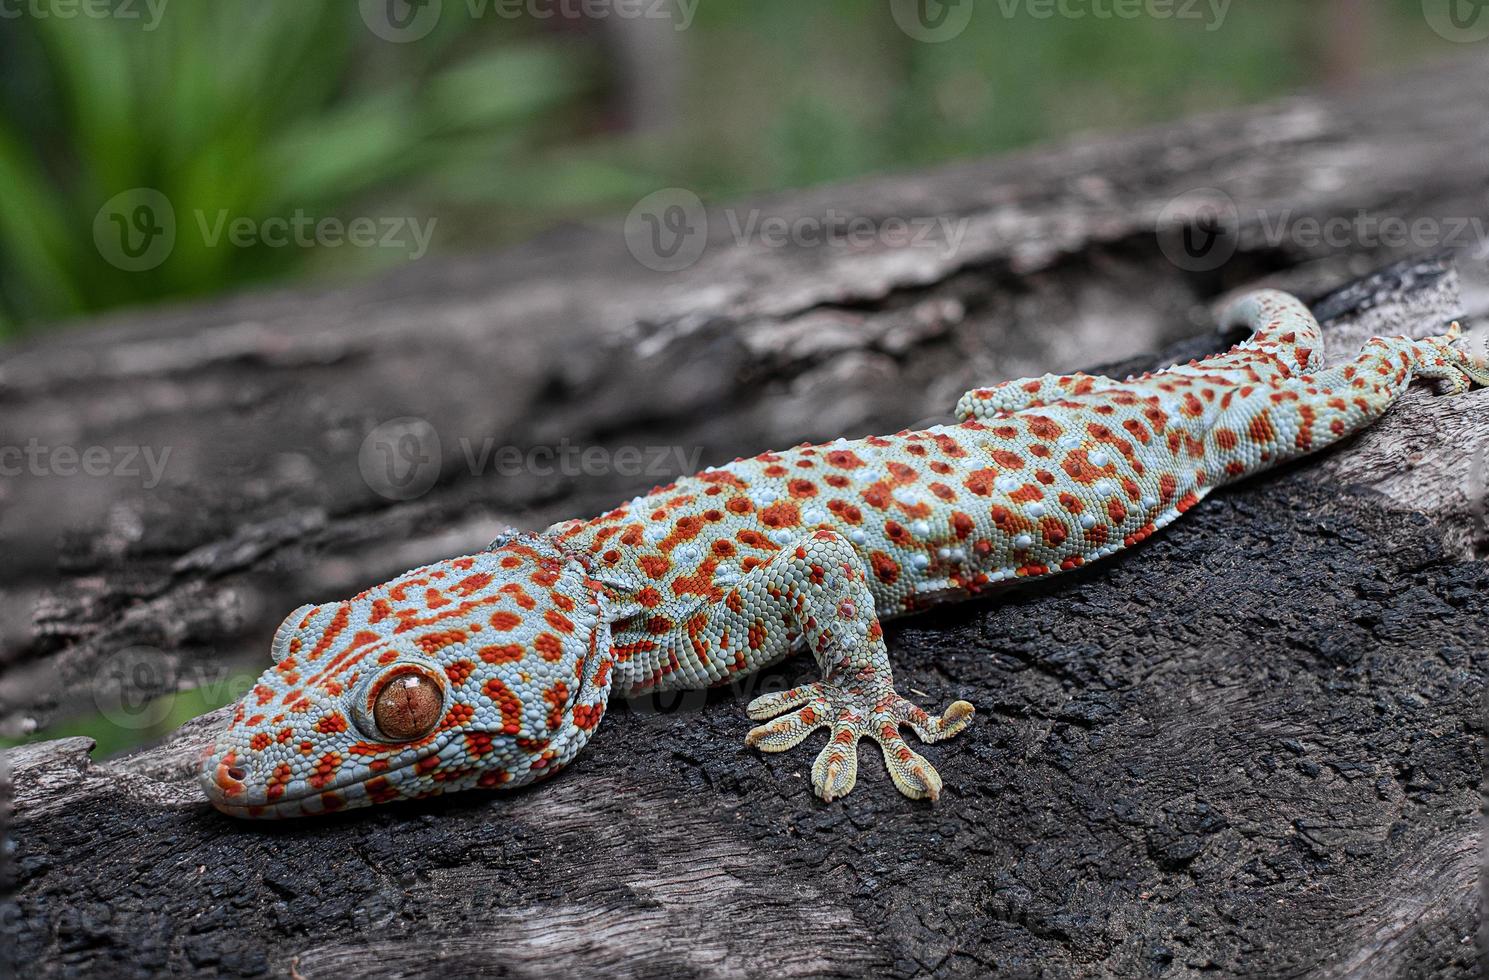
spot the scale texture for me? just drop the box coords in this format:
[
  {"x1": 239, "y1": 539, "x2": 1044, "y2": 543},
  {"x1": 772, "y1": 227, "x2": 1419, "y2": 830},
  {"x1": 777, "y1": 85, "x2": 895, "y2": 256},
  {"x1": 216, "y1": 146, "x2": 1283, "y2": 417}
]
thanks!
[{"x1": 200, "y1": 290, "x2": 1489, "y2": 816}]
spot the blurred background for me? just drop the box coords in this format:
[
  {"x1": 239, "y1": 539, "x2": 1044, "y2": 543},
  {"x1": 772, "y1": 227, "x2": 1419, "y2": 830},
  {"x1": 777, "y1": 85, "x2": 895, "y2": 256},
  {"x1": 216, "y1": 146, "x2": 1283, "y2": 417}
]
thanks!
[{"x1": 0, "y1": 0, "x2": 1467, "y2": 336}]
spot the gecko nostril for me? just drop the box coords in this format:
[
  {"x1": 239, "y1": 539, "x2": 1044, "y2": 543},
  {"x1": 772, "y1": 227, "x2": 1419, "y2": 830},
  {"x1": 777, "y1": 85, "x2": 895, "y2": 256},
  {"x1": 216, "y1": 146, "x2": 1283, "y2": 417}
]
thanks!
[{"x1": 226, "y1": 766, "x2": 247, "y2": 781}]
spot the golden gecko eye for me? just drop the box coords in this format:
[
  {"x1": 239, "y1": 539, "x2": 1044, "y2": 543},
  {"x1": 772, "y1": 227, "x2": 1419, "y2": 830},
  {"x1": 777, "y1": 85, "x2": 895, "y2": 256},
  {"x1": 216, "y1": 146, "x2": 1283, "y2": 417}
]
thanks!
[{"x1": 372, "y1": 671, "x2": 443, "y2": 741}]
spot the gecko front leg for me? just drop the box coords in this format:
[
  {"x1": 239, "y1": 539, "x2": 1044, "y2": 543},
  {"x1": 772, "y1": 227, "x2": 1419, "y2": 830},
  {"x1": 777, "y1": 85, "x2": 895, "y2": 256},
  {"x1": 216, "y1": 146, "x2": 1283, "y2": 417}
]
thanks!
[{"x1": 738, "y1": 529, "x2": 974, "y2": 801}]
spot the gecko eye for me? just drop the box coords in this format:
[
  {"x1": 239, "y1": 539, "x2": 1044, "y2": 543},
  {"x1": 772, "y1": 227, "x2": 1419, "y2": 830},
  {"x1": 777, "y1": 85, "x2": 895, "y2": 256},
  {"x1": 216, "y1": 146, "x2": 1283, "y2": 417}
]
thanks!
[{"x1": 371, "y1": 670, "x2": 444, "y2": 741}]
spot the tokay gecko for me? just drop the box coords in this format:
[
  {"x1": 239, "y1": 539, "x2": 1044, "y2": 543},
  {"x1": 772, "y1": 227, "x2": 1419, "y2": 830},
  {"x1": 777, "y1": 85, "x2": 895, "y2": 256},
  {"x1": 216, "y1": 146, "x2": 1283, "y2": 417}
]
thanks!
[{"x1": 201, "y1": 290, "x2": 1489, "y2": 817}]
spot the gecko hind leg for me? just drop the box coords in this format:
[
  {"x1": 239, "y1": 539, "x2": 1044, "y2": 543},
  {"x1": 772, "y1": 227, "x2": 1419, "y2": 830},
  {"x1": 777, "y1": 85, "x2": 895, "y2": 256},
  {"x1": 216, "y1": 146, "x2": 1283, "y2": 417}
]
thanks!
[{"x1": 739, "y1": 530, "x2": 974, "y2": 801}]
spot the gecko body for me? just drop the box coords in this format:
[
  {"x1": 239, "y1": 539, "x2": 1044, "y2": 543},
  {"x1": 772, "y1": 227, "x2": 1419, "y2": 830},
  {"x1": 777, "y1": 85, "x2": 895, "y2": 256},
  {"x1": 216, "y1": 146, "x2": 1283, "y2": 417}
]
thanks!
[{"x1": 201, "y1": 291, "x2": 1489, "y2": 816}]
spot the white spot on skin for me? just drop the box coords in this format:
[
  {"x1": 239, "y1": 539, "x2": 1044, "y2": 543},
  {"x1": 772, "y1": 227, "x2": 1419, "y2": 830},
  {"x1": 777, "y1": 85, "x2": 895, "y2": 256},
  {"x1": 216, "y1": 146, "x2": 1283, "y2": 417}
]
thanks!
[
  {"x1": 1080, "y1": 514, "x2": 1097, "y2": 530},
  {"x1": 911, "y1": 520, "x2": 931, "y2": 538},
  {"x1": 911, "y1": 554, "x2": 930, "y2": 569},
  {"x1": 996, "y1": 475, "x2": 1019, "y2": 493},
  {"x1": 1090, "y1": 451, "x2": 1110, "y2": 468},
  {"x1": 848, "y1": 529, "x2": 867, "y2": 544},
  {"x1": 1013, "y1": 533, "x2": 1034, "y2": 549},
  {"x1": 1026, "y1": 502, "x2": 1045, "y2": 518}
]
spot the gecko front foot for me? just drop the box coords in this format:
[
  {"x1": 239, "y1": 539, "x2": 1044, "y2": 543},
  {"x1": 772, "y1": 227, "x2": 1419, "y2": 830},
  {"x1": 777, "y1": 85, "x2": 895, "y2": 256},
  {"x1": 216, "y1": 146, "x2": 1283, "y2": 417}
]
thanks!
[{"x1": 745, "y1": 677, "x2": 974, "y2": 802}]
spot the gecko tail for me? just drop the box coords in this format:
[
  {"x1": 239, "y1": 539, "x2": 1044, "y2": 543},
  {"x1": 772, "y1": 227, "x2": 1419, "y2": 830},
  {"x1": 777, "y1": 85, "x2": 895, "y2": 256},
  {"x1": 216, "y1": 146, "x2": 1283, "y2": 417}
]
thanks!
[{"x1": 1218, "y1": 288, "x2": 1312, "y2": 335}]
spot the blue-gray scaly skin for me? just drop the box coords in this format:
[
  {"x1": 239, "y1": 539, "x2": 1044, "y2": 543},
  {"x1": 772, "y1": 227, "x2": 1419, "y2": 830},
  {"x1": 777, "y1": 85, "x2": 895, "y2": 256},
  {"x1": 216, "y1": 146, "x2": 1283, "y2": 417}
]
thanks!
[{"x1": 201, "y1": 291, "x2": 1489, "y2": 816}]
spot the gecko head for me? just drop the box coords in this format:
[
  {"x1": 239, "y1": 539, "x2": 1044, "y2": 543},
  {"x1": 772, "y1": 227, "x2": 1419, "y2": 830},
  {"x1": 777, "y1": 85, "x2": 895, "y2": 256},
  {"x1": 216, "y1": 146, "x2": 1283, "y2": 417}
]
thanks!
[{"x1": 199, "y1": 538, "x2": 614, "y2": 818}]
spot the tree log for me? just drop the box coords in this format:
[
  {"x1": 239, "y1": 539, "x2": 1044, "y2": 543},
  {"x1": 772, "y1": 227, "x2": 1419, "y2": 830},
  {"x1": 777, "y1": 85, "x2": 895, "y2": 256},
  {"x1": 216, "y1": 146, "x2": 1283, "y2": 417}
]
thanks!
[{"x1": 3, "y1": 57, "x2": 1488, "y2": 979}]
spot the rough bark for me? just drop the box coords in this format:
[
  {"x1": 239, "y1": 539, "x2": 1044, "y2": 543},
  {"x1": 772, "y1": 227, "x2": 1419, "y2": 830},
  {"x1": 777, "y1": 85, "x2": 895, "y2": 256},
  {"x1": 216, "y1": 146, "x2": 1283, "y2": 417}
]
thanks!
[{"x1": 3, "y1": 57, "x2": 1489, "y2": 980}]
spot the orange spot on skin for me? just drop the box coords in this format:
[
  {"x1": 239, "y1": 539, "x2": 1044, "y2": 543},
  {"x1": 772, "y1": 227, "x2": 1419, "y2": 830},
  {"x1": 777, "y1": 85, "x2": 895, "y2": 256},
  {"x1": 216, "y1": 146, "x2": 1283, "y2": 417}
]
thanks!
[
  {"x1": 308, "y1": 752, "x2": 342, "y2": 790},
  {"x1": 483, "y1": 678, "x2": 525, "y2": 734},
  {"x1": 963, "y1": 469, "x2": 997, "y2": 496},
  {"x1": 416, "y1": 629, "x2": 467, "y2": 654},
  {"x1": 479, "y1": 644, "x2": 524, "y2": 664},
  {"x1": 760, "y1": 501, "x2": 801, "y2": 528},
  {"x1": 534, "y1": 633, "x2": 564, "y2": 662},
  {"x1": 639, "y1": 554, "x2": 672, "y2": 578},
  {"x1": 1248, "y1": 410, "x2": 1277, "y2": 445},
  {"x1": 489, "y1": 611, "x2": 523, "y2": 631},
  {"x1": 869, "y1": 551, "x2": 900, "y2": 585},
  {"x1": 951, "y1": 511, "x2": 975, "y2": 539},
  {"x1": 314, "y1": 713, "x2": 348, "y2": 735}
]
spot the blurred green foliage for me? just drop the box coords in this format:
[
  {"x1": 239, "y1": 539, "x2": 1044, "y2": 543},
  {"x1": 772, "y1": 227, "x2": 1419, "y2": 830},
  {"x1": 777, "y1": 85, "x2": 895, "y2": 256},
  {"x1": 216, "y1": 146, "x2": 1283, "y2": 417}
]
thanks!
[{"x1": 0, "y1": 0, "x2": 1464, "y2": 336}]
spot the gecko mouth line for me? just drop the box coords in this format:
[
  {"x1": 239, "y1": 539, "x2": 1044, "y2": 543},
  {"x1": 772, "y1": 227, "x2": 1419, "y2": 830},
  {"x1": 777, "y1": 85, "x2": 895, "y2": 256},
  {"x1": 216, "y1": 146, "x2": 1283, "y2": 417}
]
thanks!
[{"x1": 203, "y1": 741, "x2": 450, "y2": 818}]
